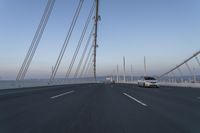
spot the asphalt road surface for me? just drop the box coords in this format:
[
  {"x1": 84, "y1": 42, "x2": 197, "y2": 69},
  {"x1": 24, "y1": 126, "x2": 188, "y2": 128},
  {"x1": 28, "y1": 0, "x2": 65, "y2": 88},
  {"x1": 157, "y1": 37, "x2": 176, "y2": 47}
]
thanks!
[{"x1": 0, "y1": 83, "x2": 200, "y2": 133}]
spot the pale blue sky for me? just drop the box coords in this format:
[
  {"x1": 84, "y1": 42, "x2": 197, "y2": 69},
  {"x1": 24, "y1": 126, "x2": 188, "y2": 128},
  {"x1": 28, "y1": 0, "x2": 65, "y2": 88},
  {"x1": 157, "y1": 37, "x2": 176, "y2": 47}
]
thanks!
[{"x1": 0, "y1": 0, "x2": 200, "y2": 79}]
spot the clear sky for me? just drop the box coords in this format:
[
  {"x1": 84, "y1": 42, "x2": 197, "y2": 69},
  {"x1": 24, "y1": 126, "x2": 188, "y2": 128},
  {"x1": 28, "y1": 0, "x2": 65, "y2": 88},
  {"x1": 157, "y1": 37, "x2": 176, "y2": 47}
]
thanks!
[{"x1": 0, "y1": 0, "x2": 200, "y2": 80}]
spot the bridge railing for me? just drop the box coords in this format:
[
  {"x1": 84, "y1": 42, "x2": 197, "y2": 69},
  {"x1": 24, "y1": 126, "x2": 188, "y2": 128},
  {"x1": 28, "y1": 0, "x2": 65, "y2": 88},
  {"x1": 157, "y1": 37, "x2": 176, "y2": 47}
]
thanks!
[
  {"x1": 112, "y1": 75, "x2": 200, "y2": 88},
  {"x1": 0, "y1": 78, "x2": 96, "y2": 90}
]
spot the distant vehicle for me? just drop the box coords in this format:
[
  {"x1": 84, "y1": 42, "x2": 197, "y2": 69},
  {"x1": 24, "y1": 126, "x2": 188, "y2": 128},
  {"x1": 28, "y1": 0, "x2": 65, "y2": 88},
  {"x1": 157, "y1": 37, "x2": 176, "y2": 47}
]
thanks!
[
  {"x1": 138, "y1": 76, "x2": 159, "y2": 88},
  {"x1": 104, "y1": 77, "x2": 115, "y2": 84}
]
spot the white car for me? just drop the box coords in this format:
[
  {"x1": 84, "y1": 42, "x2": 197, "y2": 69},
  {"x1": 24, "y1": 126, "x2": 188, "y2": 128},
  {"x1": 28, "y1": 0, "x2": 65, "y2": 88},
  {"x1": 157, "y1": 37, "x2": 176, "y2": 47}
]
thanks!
[{"x1": 138, "y1": 76, "x2": 159, "y2": 88}]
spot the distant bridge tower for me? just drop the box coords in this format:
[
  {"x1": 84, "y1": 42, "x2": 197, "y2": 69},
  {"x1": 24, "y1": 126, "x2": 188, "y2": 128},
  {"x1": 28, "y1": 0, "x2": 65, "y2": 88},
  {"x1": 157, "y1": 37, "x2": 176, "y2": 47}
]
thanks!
[
  {"x1": 144, "y1": 56, "x2": 147, "y2": 76},
  {"x1": 117, "y1": 64, "x2": 119, "y2": 83},
  {"x1": 93, "y1": 0, "x2": 100, "y2": 81},
  {"x1": 123, "y1": 56, "x2": 126, "y2": 82}
]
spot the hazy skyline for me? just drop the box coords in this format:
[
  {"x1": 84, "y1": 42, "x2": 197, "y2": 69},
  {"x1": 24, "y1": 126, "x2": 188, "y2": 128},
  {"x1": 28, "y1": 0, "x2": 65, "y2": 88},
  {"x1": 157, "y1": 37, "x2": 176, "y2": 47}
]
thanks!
[{"x1": 0, "y1": 0, "x2": 200, "y2": 80}]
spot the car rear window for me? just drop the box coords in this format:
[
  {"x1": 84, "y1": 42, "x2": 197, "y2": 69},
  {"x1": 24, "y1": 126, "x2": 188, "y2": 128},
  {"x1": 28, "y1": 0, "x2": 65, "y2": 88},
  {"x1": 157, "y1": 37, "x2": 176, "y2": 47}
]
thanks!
[{"x1": 144, "y1": 77, "x2": 156, "y2": 80}]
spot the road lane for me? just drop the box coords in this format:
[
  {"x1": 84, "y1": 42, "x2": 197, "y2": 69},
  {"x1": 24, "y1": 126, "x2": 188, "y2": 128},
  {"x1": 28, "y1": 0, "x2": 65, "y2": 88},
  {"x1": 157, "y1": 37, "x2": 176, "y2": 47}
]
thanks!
[
  {"x1": 108, "y1": 84, "x2": 188, "y2": 133},
  {"x1": 123, "y1": 92, "x2": 148, "y2": 106},
  {"x1": 0, "y1": 83, "x2": 200, "y2": 133},
  {"x1": 50, "y1": 90, "x2": 74, "y2": 99},
  {"x1": 0, "y1": 84, "x2": 99, "y2": 133},
  {"x1": 0, "y1": 84, "x2": 93, "y2": 122},
  {"x1": 118, "y1": 84, "x2": 200, "y2": 133}
]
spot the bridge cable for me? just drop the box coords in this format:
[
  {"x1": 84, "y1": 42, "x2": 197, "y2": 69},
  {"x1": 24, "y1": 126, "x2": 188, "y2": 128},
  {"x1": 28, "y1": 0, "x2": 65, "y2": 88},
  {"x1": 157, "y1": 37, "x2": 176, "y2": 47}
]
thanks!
[
  {"x1": 74, "y1": 26, "x2": 94, "y2": 78},
  {"x1": 16, "y1": 0, "x2": 52, "y2": 80},
  {"x1": 195, "y1": 56, "x2": 200, "y2": 67},
  {"x1": 65, "y1": 2, "x2": 95, "y2": 79},
  {"x1": 16, "y1": 0, "x2": 55, "y2": 80},
  {"x1": 84, "y1": 53, "x2": 94, "y2": 77},
  {"x1": 79, "y1": 43, "x2": 93, "y2": 78},
  {"x1": 21, "y1": 0, "x2": 55, "y2": 80},
  {"x1": 160, "y1": 50, "x2": 200, "y2": 79},
  {"x1": 185, "y1": 62, "x2": 193, "y2": 76},
  {"x1": 177, "y1": 67, "x2": 184, "y2": 82},
  {"x1": 49, "y1": 0, "x2": 84, "y2": 82}
]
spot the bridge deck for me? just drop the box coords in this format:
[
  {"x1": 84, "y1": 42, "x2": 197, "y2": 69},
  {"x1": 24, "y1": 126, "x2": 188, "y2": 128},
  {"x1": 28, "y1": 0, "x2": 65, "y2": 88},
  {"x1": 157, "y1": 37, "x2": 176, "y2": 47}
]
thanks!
[{"x1": 0, "y1": 83, "x2": 200, "y2": 133}]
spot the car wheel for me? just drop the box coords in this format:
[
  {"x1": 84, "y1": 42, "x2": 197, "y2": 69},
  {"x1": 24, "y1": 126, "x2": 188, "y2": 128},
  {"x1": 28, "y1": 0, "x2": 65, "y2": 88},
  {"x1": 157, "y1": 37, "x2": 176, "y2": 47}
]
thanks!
[{"x1": 143, "y1": 83, "x2": 145, "y2": 87}]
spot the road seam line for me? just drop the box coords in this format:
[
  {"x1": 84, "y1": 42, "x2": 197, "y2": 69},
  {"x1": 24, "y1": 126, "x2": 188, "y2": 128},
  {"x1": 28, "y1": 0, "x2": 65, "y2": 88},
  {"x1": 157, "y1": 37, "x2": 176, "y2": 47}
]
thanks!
[
  {"x1": 0, "y1": 90, "x2": 35, "y2": 96},
  {"x1": 123, "y1": 93, "x2": 148, "y2": 107},
  {"x1": 51, "y1": 90, "x2": 74, "y2": 99}
]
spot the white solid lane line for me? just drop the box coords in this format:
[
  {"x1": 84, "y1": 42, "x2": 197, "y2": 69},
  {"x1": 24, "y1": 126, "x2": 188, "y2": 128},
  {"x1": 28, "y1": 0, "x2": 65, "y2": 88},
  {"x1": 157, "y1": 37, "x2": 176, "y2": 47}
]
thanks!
[
  {"x1": 51, "y1": 90, "x2": 74, "y2": 99},
  {"x1": 123, "y1": 93, "x2": 148, "y2": 107}
]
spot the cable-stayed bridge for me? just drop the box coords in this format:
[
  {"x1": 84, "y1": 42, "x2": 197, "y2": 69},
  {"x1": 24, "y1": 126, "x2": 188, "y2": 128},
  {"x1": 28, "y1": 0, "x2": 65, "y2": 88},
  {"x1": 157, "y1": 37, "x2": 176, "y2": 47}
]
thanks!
[
  {"x1": 15, "y1": 0, "x2": 99, "y2": 84},
  {"x1": 0, "y1": 0, "x2": 200, "y2": 133},
  {"x1": 113, "y1": 50, "x2": 200, "y2": 88}
]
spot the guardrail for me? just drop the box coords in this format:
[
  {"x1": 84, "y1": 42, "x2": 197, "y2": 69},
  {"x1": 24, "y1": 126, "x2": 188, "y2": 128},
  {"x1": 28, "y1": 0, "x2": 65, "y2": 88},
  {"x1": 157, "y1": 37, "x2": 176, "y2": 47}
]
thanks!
[
  {"x1": 0, "y1": 78, "x2": 96, "y2": 90},
  {"x1": 117, "y1": 80, "x2": 200, "y2": 88}
]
